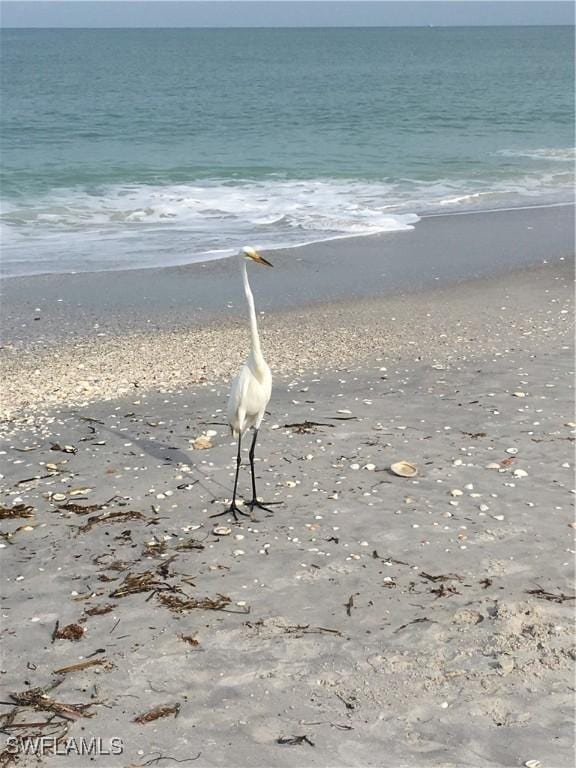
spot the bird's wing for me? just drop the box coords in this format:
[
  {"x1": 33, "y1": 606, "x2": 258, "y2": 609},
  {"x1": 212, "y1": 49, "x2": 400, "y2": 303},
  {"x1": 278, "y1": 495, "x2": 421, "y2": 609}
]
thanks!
[
  {"x1": 228, "y1": 363, "x2": 271, "y2": 435},
  {"x1": 227, "y1": 365, "x2": 252, "y2": 435}
]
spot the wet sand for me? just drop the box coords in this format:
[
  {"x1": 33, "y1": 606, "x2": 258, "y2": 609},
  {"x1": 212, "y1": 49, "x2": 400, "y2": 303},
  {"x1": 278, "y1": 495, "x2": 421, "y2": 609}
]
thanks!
[
  {"x1": 0, "y1": 234, "x2": 574, "y2": 766},
  {"x1": 1, "y1": 203, "x2": 574, "y2": 346}
]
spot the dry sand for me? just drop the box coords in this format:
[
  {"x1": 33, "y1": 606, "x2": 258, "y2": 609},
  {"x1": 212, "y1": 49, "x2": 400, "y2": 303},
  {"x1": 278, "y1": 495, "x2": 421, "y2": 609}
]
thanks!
[{"x1": 0, "y1": 260, "x2": 574, "y2": 767}]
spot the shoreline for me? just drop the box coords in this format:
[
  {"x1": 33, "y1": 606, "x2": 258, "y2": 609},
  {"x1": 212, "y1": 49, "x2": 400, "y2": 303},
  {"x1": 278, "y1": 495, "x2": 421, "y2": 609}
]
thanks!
[
  {"x1": 1, "y1": 202, "x2": 574, "y2": 348},
  {"x1": 1, "y1": 200, "x2": 573, "y2": 283}
]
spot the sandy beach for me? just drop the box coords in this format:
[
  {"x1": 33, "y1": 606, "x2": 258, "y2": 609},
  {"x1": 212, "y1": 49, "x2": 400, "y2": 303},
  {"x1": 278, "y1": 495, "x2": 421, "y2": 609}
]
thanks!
[{"x1": 0, "y1": 205, "x2": 574, "y2": 767}]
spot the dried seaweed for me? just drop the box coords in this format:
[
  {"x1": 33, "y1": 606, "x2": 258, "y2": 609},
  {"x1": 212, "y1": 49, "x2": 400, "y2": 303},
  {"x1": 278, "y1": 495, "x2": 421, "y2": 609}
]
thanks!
[
  {"x1": 133, "y1": 704, "x2": 180, "y2": 724},
  {"x1": 344, "y1": 595, "x2": 354, "y2": 616},
  {"x1": 9, "y1": 688, "x2": 94, "y2": 720},
  {"x1": 84, "y1": 603, "x2": 116, "y2": 617},
  {"x1": 284, "y1": 421, "x2": 334, "y2": 434},
  {"x1": 246, "y1": 620, "x2": 342, "y2": 637},
  {"x1": 0, "y1": 746, "x2": 19, "y2": 768},
  {"x1": 53, "y1": 658, "x2": 113, "y2": 675},
  {"x1": 394, "y1": 617, "x2": 433, "y2": 634},
  {"x1": 430, "y1": 583, "x2": 460, "y2": 598},
  {"x1": 78, "y1": 509, "x2": 151, "y2": 534},
  {"x1": 335, "y1": 692, "x2": 357, "y2": 710},
  {"x1": 54, "y1": 623, "x2": 84, "y2": 641},
  {"x1": 178, "y1": 634, "x2": 200, "y2": 647},
  {"x1": 0, "y1": 505, "x2": 34, "y2": 521},
  {"x1": 58, "y1": 496, "x2": 118, "y2": 515},
  {"x1": 109, "y1": 571, "x2": 166, "y2": 598},
  {"x1": 142, "y1": 538, "x2": 168, "y2": 557},
  {"x1": 527, "y1": 588, "x2": 575, "y2": 604},
  {"x1": 276, "y1": 735, "x2": 315, "y2": 746},
  {"x1": 421, "y1": 571, "x2": 463, "y2": 583},
  {"x1": 130, "y1": 753, "x2": 201, "y2": 767},
  {"x1": 175, "y1": 538, "x2": 205, "y2": 552},
  {"x1": 157, "y1": 593, "x2": 234, "y2": 613}
]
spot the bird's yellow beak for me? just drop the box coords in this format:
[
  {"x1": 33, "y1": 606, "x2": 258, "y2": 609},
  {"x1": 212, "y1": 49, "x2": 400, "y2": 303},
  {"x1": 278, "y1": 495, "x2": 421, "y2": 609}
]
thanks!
[{"x1": 251, "y1": 251, "x2": 273, "y2": 268}]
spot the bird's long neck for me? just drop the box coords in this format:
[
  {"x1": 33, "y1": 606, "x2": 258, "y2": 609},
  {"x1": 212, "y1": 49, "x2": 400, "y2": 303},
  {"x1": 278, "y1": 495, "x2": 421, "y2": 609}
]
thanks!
[{"x1": 241, "y1": 259, "x2": 263, "y2": 362}]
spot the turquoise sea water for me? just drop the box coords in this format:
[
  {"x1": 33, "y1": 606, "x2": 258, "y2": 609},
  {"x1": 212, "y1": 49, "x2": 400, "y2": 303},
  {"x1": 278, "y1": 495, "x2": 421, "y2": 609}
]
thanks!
[{"x1": 1, "y1": 26, "x2": 574, "y2": 276}]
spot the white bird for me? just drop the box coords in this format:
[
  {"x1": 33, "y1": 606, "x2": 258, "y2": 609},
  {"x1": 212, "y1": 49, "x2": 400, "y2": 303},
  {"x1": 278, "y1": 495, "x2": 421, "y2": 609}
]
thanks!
[{"x1": 212, "y1": 246, "x2": 275, "y2": 521}]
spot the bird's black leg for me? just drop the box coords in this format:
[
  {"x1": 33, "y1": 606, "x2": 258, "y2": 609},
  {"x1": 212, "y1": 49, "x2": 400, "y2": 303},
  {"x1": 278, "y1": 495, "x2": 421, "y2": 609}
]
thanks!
[
  {"x1": 247, "y1": 428, "x2": 280, "y2": 515},
  {"x1": 210, "y1": 434, "x2": 249, "y2": 522}
]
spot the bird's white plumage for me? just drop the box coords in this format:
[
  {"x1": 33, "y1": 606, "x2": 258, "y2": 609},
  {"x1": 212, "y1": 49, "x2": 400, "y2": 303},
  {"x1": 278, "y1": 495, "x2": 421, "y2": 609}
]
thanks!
[
  {"x1": 227, "y1": 249, "x2": 272, "y2": 437},
  {"x1": 228, "y1": 354, "x2": 272, "y2": 437}
]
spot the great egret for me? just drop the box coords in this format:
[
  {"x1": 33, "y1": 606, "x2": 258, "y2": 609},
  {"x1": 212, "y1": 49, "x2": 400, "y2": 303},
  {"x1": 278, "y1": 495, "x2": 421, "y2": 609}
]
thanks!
[{"x1": 211, "y1": 246, "x2": 274, "y2": 522}]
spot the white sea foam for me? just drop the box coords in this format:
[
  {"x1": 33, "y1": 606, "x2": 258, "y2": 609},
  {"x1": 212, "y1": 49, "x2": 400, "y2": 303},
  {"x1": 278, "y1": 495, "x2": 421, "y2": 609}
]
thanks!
[{"x1": 0, "y1": 168, "x2": 573, "y2": 276}]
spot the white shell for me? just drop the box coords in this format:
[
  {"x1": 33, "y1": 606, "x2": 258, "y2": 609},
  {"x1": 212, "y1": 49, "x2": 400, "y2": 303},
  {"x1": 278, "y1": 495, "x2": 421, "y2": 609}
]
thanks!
[
  {"x1": 213, "y1": 525, "x2": 232, "y2": 536},
  {"x1": 390, "y1": 461, "x2": 418, "y2": 478}
]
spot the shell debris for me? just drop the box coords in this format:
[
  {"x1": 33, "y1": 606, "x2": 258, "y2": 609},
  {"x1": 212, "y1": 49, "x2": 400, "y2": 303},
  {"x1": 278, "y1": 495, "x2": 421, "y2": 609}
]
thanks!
[{"x1": 390, "y1": 461, "x2": 418, "y2": 478}]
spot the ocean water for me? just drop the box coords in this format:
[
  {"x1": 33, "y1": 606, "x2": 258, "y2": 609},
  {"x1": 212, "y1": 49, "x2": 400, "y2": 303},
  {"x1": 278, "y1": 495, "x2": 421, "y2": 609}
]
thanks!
[{"x1": 0, "y1": 26, "x2": 574, "y2": 277}]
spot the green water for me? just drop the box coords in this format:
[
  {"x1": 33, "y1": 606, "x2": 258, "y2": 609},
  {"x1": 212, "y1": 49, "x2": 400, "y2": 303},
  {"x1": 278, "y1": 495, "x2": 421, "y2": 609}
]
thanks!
[{"x1": 1, "y1": 26, "x2": 574, "y2": 275}]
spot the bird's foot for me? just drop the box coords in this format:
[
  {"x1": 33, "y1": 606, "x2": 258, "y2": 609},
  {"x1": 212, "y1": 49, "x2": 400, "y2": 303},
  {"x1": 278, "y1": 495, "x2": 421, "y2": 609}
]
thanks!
[
  {"x1": 210, "y1": 503, "x2": 250, "y2": 523},
  {"x1": 246, "y1": 498, "x2": 282, "y2": 516}
]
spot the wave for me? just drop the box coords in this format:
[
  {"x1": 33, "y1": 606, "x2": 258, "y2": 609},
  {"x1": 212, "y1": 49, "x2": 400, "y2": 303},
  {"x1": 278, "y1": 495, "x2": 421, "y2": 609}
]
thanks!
[
  {"x1": 1, "y1": 166, "x2": 574, "y2": 277},
  {"x1": 496, "y1": 147, "x2": 576, "y2": 162}
]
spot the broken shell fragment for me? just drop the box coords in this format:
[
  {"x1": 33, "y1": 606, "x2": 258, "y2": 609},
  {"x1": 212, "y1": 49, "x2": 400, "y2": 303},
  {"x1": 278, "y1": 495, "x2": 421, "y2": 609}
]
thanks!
[
  {"x1": 192, "y1": 435, "x2": 213, "y2": 450},
  {"x1": 390, "y1": 461, "x2": 418, "y2": 478},
  {"x1": 69, "y1": 487, "x2": 92, "y2": 496},
  {"x1": 212, "y1": 525, "x2": 232, "y2": 536}
]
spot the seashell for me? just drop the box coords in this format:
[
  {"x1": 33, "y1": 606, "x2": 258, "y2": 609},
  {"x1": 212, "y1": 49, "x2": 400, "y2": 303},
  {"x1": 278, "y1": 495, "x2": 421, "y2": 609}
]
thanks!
[
  {"x1": 390, "y1": 461, "x2": 418, "y2": 478},
  {"x1": 69, "y1": 487, "x2": 92, "y2": 496},
  {"x1": 51, "y1": 493, "x2": 66, "y2": 501},
  {"x1": 513, "y1": 469, "x2": 528, "y2": 478},
  {"x1": 450, "y1": 489, "x2": 463, "y2": 497},
  {"x1": 512, "y1": 392, "x2": 527, "y2": 398},
  {"x1": 497, "y1": 655, "x2": 515, "y2": 675},
  {"x1": 192, "y1": 435, "x2": 213, "y2": 450},
  {"x1": 485, "y1": 462, "x2": 501, "y2": 470},
  {"x1": 524, "y1": 761, "x2": 542, "y2": 768},
  {"x1": 212, "y1": 525, "x2": 232, "y2": 536}
]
